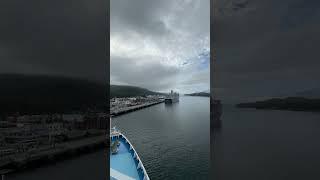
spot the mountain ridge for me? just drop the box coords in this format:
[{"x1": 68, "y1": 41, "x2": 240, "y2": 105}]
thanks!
[
  {"x1": 236, "y1": 96, "x2": 320, "y2": 112},
  {"x1": 185, "y1": 91, "x2": 210, "y2": 97},
  {"x1": 110, "y1": 85, "x2": 165, "y2": 98},
  {"x1": 0, "y1": 74, "x2": 107, "y2": 114}
]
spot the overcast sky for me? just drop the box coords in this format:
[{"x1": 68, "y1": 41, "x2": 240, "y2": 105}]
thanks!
[
  {"x1": 110, "y1": 0, "x2": 210, "y2": 94},
  {"x1": 214, "y1": 0, "x2": 320, "y2": 103},
  {"x1": 0, "y1": 0, "x2": 107, "y2": 83}
]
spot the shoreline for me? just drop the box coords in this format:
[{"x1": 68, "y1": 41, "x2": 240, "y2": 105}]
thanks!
[
  {"x1": 111, "y1": 100, "x2": 164, "y2": 117},
  {"x1": 0, "y1": 135, "x2": 106, "y2": 176},
  {"x1": 236, "y1": 97, "x2": 320, "y2": 112},
  {"x1": 236, "y1": 106, "x2": 320, "y2": 113}
]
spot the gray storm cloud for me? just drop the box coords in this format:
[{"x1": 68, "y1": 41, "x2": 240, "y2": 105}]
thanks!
[
  {"x1": 110, "y1": 56, "x2": 180, "y2": 91},
  {"x1": 111, "y1": 0, "x2": 210, "y2": 93},
  {"x1": 0, "y1": 0, "x2": 107, "y2": 83}
]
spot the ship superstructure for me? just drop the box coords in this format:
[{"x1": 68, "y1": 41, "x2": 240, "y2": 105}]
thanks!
[{"x1": 164, "y1": 90, "x2": 179, "y2": 104}]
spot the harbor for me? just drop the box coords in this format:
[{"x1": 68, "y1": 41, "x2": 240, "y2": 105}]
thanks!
[
  {"x1": 109, "y1": 91, "x2": 179, "y2": 179},
  {"x1": 0, "y1": 133, "x2": 105, "y2": 176},
  {"x1": 0, "y1": 112, "x2": 108, "y2": 177},
  {"x1": 111, "y1": 96, "x2": 210, "y2": 179},
  {"x1": 110, "y1": 95, "x2": 165, "y2": 116},
  {"x1": 110, "y1": 101, "x2": 164, "y2": 116}
]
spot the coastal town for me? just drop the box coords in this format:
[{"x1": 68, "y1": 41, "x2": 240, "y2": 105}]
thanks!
[
  {"x1": 0, "y1": 94, "x2": 166, "y2": 175},
  {"x1": 0, "y1": 111, "x2": 107, "y2": 172},
  {"x1": 110, "y1": 95, "x2": 165, "y2": 116}
]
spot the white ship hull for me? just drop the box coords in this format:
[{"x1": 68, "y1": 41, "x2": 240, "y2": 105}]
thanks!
[
  {"x1": 165, "y1": 90, "x2": 179, "y2": 104},
  {"x1": 164, "y1": 97, "x2": 179, "y2": 103}
]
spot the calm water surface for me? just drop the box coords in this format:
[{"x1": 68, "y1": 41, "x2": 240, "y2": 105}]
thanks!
[
  {"x1": 113, "y1": 96, "x2": 210, "y2": 180},
  {"x1": 213, "y1": 104, "x2": 320, "y2": 180}
]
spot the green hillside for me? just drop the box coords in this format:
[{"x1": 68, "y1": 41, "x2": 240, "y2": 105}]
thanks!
[
  {"x1": 0, "y1": 74, "x2": 107, "y2": 114},
  {"x1": 185, "y1": 92, "x2": 210, "y2": 97},
  {"x1": 236, "y1": 97, "x2": 320, "y2": 111},
  {"x1": 110, "y1": 85, "x2": 164, "y2": 98}
]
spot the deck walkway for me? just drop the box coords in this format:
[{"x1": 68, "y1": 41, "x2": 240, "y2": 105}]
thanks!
[{"x1": 110, "y1": 168, "x2": 135, "y2": 180}]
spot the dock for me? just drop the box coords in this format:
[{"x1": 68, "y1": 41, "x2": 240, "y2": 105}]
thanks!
[
  {"x1": 111, "y1": 100, "x2": 164, "y2": 116},
  {"x1": 0, "y1": 135, "x2": 106, "y2": 172}
]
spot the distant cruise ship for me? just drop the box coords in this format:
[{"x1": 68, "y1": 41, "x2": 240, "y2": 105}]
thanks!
[
  {"x1": 164, "y1": 90, "x2": 179, "y2": 104},
  {"x1": 110, "y1": 118, "x2": 149, "y2": 180}
]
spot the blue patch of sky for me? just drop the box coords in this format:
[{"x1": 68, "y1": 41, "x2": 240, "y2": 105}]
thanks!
[
  {"x1": 179, "y1": 49, "x2": 209, "y2": 70},
  {"x1": 197, "y1": 50, "x2": 210, "y2": 70}
]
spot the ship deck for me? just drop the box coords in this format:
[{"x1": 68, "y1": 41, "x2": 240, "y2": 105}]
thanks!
[{"x1": 110, "y1": 135, "x2": 147, "y2": 180}]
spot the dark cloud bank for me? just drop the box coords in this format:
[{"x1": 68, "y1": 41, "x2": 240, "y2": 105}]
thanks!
[
  {"x1": 0, "y1": 0, "x2": 108, "y2": 113},
  {"x1": 110, "y1": 0, "x2": 210, "y2": 93},
  {"x1": 0, "y1": 0, "x2": 107, "y2": 83},
  {"x1": 214, "y1": 0, "x2": 320, "y2": 103}
]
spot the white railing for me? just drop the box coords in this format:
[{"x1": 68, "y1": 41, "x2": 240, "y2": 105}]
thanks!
[
  {"x1": 110, "y1": 127, "x2": 121, "y2": 137},
  {"x1": 121, "y1": 134, "x2": 150, "y2": 180}
]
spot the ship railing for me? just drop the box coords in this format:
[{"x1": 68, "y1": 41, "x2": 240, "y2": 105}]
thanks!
[
  {"x1": 121, "y1": 134, "x2": 150, "y2": 180},
  {"x1": 110, "y1": 127, "x2": 121, "y2": 137}
]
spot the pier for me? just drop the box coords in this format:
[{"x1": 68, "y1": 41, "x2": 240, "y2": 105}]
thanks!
[
  {"x1": 111, "y1": 100, "x2": 164, "y2": 116},
  {"x1": 0, "y1": 135, "x2": 106, "y2": 173}
]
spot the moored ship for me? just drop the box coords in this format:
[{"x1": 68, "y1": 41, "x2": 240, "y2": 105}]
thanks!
[
  {"x1": 109, "y1": 118, "x2": 149, "y2": 180},
  {"x1": 164, "y1": 90, "x2": 179, "y2": 104}
]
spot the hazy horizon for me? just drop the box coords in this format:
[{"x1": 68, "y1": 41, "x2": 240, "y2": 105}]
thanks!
[{"x1": 110, "y1": 83, "x2": 210, "y2": 94}]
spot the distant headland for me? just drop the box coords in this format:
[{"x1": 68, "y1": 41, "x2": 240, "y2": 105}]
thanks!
[
  {"x1": 185, "y1": 92, "x2": 210, "y2": 97},
  {"x1": 0, "y1": 74, "x2": 107, "y2": 114},
  {"x1": 236, "y1": 97, "x2": 320, "y2": 112}
]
